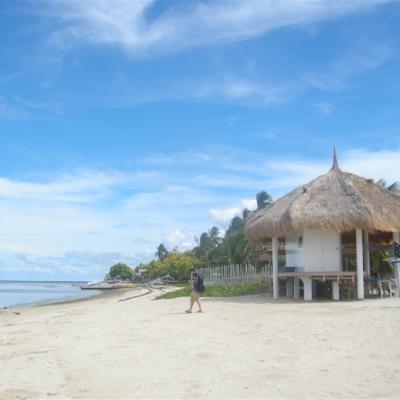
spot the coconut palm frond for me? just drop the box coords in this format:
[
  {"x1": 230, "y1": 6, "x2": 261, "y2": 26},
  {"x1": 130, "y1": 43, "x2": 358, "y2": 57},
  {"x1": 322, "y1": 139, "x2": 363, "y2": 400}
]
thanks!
[
  {"x1": 377, "y1": 178, "x2": 387, "y2": 187},
  {"x1": 387, "y1": 181, "x2": 400, "y2": 197}
]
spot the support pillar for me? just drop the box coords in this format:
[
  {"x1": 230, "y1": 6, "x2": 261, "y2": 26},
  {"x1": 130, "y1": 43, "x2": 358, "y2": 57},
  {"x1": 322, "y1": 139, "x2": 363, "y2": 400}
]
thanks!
[
  {"x1": 272, "y1": 237, "x2": 279, "y2": 299},
  {"x1": 302, "y1": 277, "x2": 313, "y2": 301},
  {"x1": 332, "y1": 280, "x2": 340, "y2": 301},
  {"x1": 363, "y1": 231, "x2": 370, "y2": 277},
  {"x1": 293, "y1": 277, "x2": 300, "y2": 299},
  {"x1": 393, "y1": 232, "x2": 400, "y2": 297},
  {"x1": 356, "y1": 228, "x2": 364, "y2": 300}
]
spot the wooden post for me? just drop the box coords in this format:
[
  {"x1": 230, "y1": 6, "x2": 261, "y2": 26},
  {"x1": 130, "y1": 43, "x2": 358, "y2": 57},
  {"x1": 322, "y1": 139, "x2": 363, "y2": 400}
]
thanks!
[
  {"x1": 272, "y1": 237, "x2": 279, "y2": 299},
  {"x1": 356, "y1": 228, "x2": 364, "y2": 300},
  {"x1": 393, "y1": 232, "x2": 400, "y2": 297}
]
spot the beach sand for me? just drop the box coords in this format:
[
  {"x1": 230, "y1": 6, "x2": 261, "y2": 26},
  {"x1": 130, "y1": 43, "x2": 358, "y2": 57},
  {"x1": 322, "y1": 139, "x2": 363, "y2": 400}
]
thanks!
[{"x1": 1, "y1": 288, "x2": 400, "y2": 400}]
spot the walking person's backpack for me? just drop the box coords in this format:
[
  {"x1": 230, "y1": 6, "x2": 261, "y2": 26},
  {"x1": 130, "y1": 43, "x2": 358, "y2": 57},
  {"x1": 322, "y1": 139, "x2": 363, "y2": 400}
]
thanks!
[{"x1": 195, "y1": 275, "x2": 205, "y2": 293}]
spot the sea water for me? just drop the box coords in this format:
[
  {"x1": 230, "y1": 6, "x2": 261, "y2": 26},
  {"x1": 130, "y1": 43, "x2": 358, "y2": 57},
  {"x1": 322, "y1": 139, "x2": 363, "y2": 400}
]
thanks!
[{"x1": 0, "y1": 281, "x2": 100, "y2": 308}]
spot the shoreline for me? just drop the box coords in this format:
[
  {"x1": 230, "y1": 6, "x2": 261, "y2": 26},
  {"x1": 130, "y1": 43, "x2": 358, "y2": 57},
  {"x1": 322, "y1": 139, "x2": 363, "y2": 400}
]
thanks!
[
  {"x1": 1, "y1": 290, "x2": 103, "y2": 311},
  {"x1": 1, "y1": 286, "x2": 145, "y2": 312},
  {"x1": 37, "y1": 288, "x2": 120, "y2": 308}
]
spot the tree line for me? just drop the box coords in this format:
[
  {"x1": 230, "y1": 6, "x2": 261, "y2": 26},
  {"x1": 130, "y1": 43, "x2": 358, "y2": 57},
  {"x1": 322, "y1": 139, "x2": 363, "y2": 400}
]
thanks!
[{"x1": 134, "y1": 191, "x2": 273, "y2": 281}]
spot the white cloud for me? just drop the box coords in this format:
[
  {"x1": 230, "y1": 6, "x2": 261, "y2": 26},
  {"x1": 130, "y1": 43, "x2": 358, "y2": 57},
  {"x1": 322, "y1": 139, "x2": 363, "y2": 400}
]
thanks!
[
  {"x1": 342, "y1": 149, "x2": 400, "y2": 183},
  {"x1": 0, "y1": 167, "x2": 219, "y2": 278},
  {"x1": 303, "y1": 44, "x2": 393, "y2": 93},
  {"x1": 209, "y1": 207, "x2": 242, "y2": 225},
  {"x1": 241, "y1": 199, "x2": 257, "y2": 210},
  {"x1": 20, "y1": 1, "x2": 394, "y2": 110},
  {"x1": 194, "y1": 173, "x2": 270, "y2": 190},
  {"x1": 266, "y1": 159, "x2": 328, "y2": 189},
  {"x1": 0, "y1": 169, "x2": 152, "y2": 202},
  {"x1": 164, "y1": 229, "x2": 197, "y2": 251},
  {"x1": 40, "y1": 0, "x2": 394, "y2": 55},
  {"x1": 209, "y1": 198, "x2": 257, "y2": 225},
  {"x1": 194, "y1": 79, "x2": 285, "y2": 105}
]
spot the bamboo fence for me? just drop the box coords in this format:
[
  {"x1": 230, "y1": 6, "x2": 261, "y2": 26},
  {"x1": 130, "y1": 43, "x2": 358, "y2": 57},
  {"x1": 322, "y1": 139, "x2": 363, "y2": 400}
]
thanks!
[{"x1": 195, "y1": 264, "x2": 272, "y2": 287}]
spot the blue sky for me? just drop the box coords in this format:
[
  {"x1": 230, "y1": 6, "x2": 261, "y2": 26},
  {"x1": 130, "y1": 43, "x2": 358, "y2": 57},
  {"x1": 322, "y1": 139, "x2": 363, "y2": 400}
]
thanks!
[{"x1": 1, "y1": 0, "x2": 400, "y2": 280}]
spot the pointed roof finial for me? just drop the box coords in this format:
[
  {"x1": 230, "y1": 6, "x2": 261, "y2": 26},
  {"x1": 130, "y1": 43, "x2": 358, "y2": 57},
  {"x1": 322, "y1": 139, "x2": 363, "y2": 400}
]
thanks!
[{"x1": 331, "y1": 146, "x2": 339, "y2": 171}]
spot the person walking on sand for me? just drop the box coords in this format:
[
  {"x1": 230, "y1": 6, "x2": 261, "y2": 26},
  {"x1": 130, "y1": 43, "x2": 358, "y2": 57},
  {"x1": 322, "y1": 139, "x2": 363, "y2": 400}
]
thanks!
[{"x1": 185, "y1": 270, "x2": 204, "y2": 313}]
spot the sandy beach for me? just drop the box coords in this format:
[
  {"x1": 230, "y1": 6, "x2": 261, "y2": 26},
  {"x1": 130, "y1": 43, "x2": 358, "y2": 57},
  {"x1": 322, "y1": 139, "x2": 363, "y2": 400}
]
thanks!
[{"x1": 1, "y1": 289, "x2": 400, "y2": 400}]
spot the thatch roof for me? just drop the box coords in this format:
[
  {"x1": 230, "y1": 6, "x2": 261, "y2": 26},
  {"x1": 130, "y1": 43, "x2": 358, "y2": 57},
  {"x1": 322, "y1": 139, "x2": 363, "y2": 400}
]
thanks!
[{"x1": 245, "y1": 151, "x2": 400, "y2": 242}]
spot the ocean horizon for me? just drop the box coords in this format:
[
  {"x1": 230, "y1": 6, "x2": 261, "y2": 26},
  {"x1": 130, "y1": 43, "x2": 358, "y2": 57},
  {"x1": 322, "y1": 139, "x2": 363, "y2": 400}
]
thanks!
[{"x1": 0, "y1": 280, "x2": 100, "y2": 309}]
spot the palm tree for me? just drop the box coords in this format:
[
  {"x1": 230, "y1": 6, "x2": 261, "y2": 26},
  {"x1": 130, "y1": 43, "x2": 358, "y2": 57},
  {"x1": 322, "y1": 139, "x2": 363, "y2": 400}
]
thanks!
[
  {"x1": 376, "y1": 179, "x2": 400, "y2": 197},
  {"x1": 242, "y1": 208, "x2": 251, "y2": 220},
  {"x1": 256, "y1": 191, "x2": 273, "y2": 209},
  {"x1": 209, "y1": 226, "x2": 223, "y2": 246},
  {"x1": 155, "y1": 244, "x2": 169, "y2": 261}
]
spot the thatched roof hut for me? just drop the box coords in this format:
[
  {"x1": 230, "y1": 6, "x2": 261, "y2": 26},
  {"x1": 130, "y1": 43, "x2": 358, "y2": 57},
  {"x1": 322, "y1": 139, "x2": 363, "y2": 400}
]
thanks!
[
  {"x1": 245, "y1": 151, "x2": 400, "y2": 242},
  {"x1": 244, "y1": 150, "x2": 400, "y2": 301}
]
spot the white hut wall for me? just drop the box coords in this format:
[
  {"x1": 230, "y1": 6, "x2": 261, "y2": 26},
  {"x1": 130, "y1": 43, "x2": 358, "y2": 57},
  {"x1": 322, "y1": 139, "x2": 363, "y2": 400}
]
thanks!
[
  {"x1": 285, "y1": 232, "x2": 304, "y2": 269},
  {"x1": 303, "y1": 229, "x2": 341, "y2": 272}
]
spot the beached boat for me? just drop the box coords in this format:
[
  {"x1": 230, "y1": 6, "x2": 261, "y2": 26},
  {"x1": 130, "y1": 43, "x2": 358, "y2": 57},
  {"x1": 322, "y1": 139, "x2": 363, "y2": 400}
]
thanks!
[
  {"x1": 80, "y1": 282, "x2": 115, "y2": 290},
  {"x1": 80, "y1": 282, "x2": 135, "y2": 290}
]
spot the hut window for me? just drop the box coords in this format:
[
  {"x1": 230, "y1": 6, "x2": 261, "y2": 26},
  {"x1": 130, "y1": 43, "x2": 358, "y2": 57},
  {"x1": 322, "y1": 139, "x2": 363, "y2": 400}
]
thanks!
[{"x1": 298, "y1": 236, "x2": 303, "y2": 248}]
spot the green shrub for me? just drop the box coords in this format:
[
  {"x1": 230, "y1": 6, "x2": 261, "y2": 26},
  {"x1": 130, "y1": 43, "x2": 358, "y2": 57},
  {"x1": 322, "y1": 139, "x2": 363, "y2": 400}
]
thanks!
[
  {"x1": 147, "y1": 250, "x2": 200, "y2": 281},
  {"x1": 157, "y1": 282, "x2": 267, "y2": 299}
]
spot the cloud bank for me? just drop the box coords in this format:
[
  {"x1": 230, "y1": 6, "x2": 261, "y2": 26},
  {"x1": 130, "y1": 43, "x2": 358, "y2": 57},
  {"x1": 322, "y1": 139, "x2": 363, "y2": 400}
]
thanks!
[
  {"x1": 2, "y1": 146, "x2": 400, "y2": 280},
  {"x1": 41, "y1": 0, "x2": 394, "y2": 55}
]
